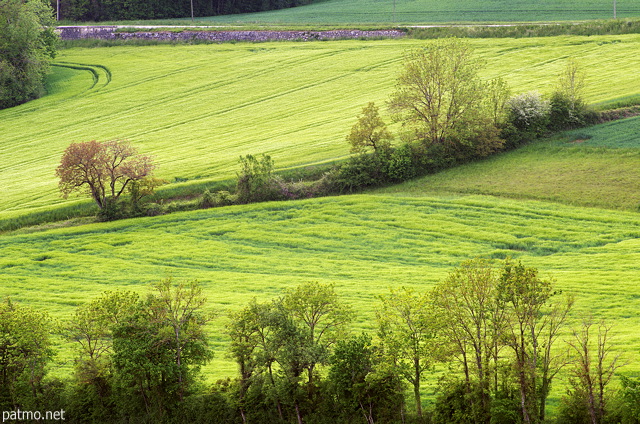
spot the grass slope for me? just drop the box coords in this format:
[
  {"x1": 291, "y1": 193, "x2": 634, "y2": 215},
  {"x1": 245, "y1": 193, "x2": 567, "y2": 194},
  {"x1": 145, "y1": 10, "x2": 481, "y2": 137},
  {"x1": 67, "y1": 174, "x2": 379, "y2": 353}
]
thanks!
[
  {"x1": 107, "y1": 0, "x2": 640, "y2": 25},
  {"x1": 378, "y1": 116, "x2": 640, "y2": 210},
  {"x1": 3, "y1": 35, "x2": 640, "y2": 219},
  {"x1": 2, "y1": 194, "x2": 640, "y2": 378}
]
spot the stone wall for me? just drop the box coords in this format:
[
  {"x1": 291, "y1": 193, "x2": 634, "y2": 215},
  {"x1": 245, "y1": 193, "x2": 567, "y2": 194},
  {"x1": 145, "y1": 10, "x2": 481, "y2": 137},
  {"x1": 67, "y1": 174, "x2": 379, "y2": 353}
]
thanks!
[{"x1": 57, "y1": 26, "x2": 406, "y2": 42}]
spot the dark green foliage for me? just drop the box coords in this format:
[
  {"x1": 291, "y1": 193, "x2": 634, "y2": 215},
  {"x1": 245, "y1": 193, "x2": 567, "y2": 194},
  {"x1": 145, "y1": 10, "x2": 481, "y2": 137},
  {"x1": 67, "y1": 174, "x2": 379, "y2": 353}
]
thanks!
[
  {"x1": 433, "y1": 381, "x2": 490, "y2": 424},
  {"x1": 619, "y1": 376, "x2": 640, "y2": 423},
  {"x1": 0, "y1": 299, "x2": 54, "y2": 410},
  {"x1": 0, "y1": 0, "x2": 58, "y2": 109},
  {"x1": 236, "y1": 154, "x2": 278, "y2": 203},
  {"x1": 55, "y1": 0, "x2": 310, "y2": 22},
  {"x1": 63, "y1": 281, "x2": 212, "y2": 423},
  {"x1": 329, "y1": 333, "x2": 405, "y2": 424},
  {"x1": 337, "y1": 152, "x2": 392, "y2": 192},
  {"x1": 386, "y1": 143, "x2": 418, "y2": 182}
]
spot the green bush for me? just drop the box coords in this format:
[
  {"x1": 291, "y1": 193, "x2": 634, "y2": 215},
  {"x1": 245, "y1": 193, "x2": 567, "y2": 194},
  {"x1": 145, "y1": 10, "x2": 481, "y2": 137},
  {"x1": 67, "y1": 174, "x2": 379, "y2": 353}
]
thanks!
[
  {"x1": 387, "y1": 144, "x2": 417, "y2": 182},
  {"x1": 504, "y1": 92, "x2": 550, "y2": 148},
  {"x1": 236, "y1": 154, "x2": 279, "y2": 203}
]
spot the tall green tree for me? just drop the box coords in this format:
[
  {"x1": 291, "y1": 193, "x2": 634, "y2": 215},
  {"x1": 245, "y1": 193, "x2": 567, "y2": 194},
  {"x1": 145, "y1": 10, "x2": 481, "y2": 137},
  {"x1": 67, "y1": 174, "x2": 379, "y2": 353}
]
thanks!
[
  {"x1": 387, "y1": 38, "x2": 504, "y2": 156},
  {"x1": 0, "y1": 0, "x2": 58, "y2": 109},
  {"x1": 280, "y1": 281, "x2": 353, "y2": 386},
  {"x1": 111, "y1": 279, "x2": 212, "y2": 421},
  {"x1": 497, "y1": 259, "x2": 572, "y2": 424},
  {"x1": 432, "y1": 258, "x2": 507, "y2": 424},
  {"x1": 376, "y1": 287, "x2": 438, "y2": 419},
  {"x1": 65, "y1": 290, "x2": 139, "y2": 421},
  {"x1": 0, "y1": 299, "x2": 54, "y2": 409}
]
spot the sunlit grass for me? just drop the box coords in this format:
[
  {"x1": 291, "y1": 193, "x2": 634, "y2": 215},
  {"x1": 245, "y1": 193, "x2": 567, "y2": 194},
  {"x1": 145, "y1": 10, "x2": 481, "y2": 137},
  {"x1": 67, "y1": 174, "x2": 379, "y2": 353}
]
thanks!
[
  {"x1": 2, "y1": 194, "x2": 640, "y2": 379},
  {"x1": 3, "y1": 35, "x2": 640, "y2": 220},
  {"x1": 97, "y1": 0, "x2": 640, "y2": 25},
  {"x1": 377, "y1": 116, "x2": 640, "y2": 210}
]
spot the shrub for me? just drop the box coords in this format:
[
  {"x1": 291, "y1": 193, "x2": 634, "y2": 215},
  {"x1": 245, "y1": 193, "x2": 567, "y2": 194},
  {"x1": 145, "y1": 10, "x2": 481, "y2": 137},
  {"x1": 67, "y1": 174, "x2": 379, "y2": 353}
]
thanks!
[
  {"x1": 387, "y1": 144, "x2": 417, "y2": 182},
  {"x1": 505, "y1": 92, "x2": 550, "y2": 148},
  {"x1": 336, "y1": 152, "x2": 390, "y2": 192},
  {"x1": 236, "y1": 154, "x2": 278, "y2": 203}
]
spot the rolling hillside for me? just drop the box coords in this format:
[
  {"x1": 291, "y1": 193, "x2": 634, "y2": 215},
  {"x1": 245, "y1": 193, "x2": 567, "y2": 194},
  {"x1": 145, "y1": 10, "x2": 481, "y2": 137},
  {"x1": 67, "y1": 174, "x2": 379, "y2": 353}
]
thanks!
[
  {"x1": 3, "y1": 35, "x2": 640, "y2": 219},
  {"x1": 2, "y1": 30, "x2": 640, "y2": 407},
  {"x1": 3, "y1": 192, "x2": 640, "y2": 377},
  {"x1": 113, "y1": 0, "x2": 640, "y2": 25}
]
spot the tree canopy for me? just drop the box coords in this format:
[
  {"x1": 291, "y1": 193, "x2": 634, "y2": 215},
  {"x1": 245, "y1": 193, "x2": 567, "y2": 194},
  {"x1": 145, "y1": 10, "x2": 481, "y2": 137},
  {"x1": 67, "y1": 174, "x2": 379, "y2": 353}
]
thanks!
[
  {"x1": 56, "y1": 139, "x2": 155, "y2": 210},
  {"x1": 0, "y1": 0, "x2": 57, "y2": 109}
]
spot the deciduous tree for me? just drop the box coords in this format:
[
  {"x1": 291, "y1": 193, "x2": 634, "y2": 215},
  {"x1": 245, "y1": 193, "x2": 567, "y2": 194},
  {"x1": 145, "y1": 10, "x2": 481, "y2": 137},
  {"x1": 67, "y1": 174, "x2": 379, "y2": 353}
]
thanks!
[
  {"x1": 347, "y1": 102, "x2": 394, "y2": 154},
  {"x1": 388, "y1": 38, "x2": 502, "y2": 154},
  {"x1": 0, "y1": 299, "x2": 53, "y2": 409},
  {"x1": 432, "y1": 258, "x2": 507, "y2": 424},
  {"x1": 376, "y1": 287, "x2": 437, "y2": 418},
  {"x1": 56, "y1": 139, "x2": 155, "y2": 210},
  {"x1": 0, "y1": 0, "x2": 58, "y2": 109}
]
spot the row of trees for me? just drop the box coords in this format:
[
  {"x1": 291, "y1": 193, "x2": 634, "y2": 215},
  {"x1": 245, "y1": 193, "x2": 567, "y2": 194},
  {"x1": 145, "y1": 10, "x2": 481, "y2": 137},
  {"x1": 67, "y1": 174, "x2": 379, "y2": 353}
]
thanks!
[
  {"x1": 53, "y1": 0, "x2": 310, "y2": 22},
  {"x1": 340, "y1": 39, "x2": 598, "y2": 191},
  {"x1": 2, "y1": 259, "x2": 638, "y2": 423},
  {"x1": 54, "y1": 40, "x2": 600, "y2": 222},
  {"x1": 0, "y1": 0, "x2": 58, "y2": 109}
]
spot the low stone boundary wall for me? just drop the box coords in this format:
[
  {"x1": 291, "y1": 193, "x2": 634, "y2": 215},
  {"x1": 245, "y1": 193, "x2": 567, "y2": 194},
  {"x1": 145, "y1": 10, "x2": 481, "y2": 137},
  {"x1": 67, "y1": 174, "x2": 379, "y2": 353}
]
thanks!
[{"x1": 57, "y1": 26, "x2": 406, "y2": 42}]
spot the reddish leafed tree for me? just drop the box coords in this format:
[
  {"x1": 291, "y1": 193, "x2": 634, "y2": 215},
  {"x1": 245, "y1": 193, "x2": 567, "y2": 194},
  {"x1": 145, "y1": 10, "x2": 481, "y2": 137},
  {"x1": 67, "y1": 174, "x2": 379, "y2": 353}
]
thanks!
[{"x1": 56, "y1": 139, "x2": 155, "y2": 209}]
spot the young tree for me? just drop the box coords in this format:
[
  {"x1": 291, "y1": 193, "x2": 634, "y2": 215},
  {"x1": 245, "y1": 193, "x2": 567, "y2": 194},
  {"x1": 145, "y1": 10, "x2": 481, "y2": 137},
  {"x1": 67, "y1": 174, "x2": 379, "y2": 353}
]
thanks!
[
  {"x1": 236, "y1": 154, "x2": 275, "y2": 203},
  {"x1": 0, "y1": 0, "x2": 58, "y2": 109},
  {"x1": 65, "y1": 290, "x2": 139, "y2": 420},
  {"x1": 280, "y1": 281, "x2": 353, "y2": 386},
  {"x1": 376, "y1": 287, "x2": 437, "y2": 418},
  {"x1": 564, "y1": 319, "x2": 622, "y2": 424},
  {"x1": 549, "y1": 60, "x2": 591, "y2": 131},
  {"x1": 432, "y1": 258, "x2": 507, "y2": 424},
  {"x1": 388, "y1": 38, "x2": 500, "y2": 153},
  {"x1": 0, "y1": 299, "x2": 54, "y2": 409},
  {"x1": 497, "y1": 259, "x2": 572, "y2": 424},
  {"x1": 228, "y1": 299, "x2": 285, "y2": 423},
  {"x1": 56, "y1": 139, "x2": 155, "y2": 210},
  {"x1": 346, "y1": 102, "x2": 394, "y2": 154}
]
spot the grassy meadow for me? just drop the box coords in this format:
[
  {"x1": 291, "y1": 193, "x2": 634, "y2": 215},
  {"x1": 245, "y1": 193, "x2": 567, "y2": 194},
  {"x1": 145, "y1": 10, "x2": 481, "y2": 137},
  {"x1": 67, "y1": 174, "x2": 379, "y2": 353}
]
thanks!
[
  {"x1": 3, "y1": 30, "x2": 640, "y2": 412},
  {"x1": 377, "y1": 116, "x2": 640, "y2": 210},
  {"x1": 102, "y1": 0, "x2": 640, "y2": 25},
  {"x1": 3, "y1": 35, "x2": 640, "y2": 218},
  {"x1": 2, "y1": 194, "x2": 640, "y2": 380}
]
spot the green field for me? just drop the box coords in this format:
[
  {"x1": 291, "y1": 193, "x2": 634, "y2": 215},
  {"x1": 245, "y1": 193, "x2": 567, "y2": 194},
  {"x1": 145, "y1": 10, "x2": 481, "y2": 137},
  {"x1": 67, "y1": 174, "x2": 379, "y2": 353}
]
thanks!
[
  {"x1": 378, "y1": 116, "x2": 640, "y2": 210},
  {"x1": 3, "y1": 31, "x2": 640, "y2": 412},
  {"x1": 3, "y1": 35, "x2": 640, "y2": 219},
  {"x1": 3, "y1": 194, "x2": 640, "y2": 379},
  {"x1": 104, "y1": 0, "x2": 640, "y2": 25}
]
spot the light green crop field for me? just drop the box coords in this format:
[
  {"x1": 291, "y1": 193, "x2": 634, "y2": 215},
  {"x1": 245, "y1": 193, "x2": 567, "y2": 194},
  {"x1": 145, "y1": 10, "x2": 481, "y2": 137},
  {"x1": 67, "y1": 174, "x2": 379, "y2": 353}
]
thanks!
[
  {"x1": 3, "y1": 35, "x2": 640, "y2": 220},
  {"x1": 2, "y1": 194, "x2": 640, "y2": 380},
  {"x1": 111, "y1": 0, "x2": 640, "y2": 25},
  {"x1": 377, "y1": 116, "x2": 640, "y2": 210}
]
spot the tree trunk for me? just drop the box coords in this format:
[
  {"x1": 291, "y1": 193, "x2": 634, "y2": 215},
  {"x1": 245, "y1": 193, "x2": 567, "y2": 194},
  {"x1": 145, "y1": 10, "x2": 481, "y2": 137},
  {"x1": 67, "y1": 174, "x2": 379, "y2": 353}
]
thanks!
[{"x1": 413, "y1": 358, "x2": 422, "y2": 418}]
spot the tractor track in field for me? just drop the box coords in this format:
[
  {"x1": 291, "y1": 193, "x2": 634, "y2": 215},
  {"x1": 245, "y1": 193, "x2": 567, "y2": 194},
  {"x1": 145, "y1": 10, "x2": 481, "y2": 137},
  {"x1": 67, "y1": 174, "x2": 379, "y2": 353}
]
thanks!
[{"x1": 52, "y1": 62, "x2": 112, "y2": 92}]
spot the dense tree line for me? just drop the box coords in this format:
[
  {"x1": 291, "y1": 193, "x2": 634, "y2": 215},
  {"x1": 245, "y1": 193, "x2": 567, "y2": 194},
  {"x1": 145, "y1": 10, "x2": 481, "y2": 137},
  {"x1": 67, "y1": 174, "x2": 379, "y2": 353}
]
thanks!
[
  {"x1": 52, "y1": 0, "x2": 311, "y2": 22},
  {"x1": 0, "y1": 0, "x2": 58, "y2": 109},
  {"x1": 337, "y1": 39, "x2": 598, "y2": 193},
  {"x1": 2, "y1": 260, "x2": 638, "y2": 423}
]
